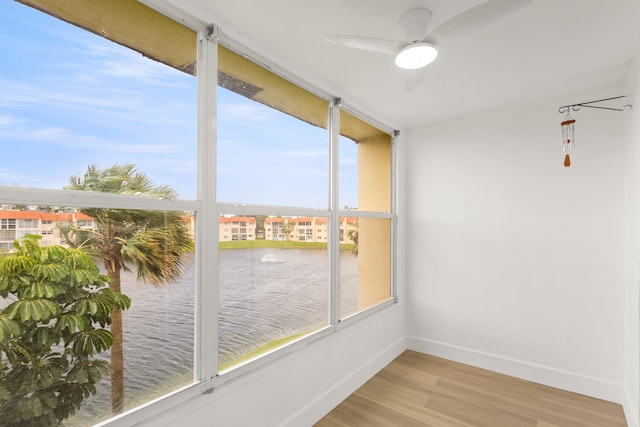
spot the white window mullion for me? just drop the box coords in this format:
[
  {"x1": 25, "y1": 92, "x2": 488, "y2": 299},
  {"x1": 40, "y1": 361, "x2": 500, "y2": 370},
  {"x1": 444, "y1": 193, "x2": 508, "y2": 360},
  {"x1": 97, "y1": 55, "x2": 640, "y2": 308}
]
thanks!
[
  {"x1": 0, "y1": 186, "x2": 199, "y2": 212},
  {"x1": 195, "y1": 25, "x2": 219, "y2": 390},
  {"x1": 217, "y1": 203, "x2": 329, "y2": 218},
  {"x1": 390, "y1": 131, "x2": 399, "y2": 303},
  {"x1": 329, "y1": 99, "x2": 341, "y2": 327}
]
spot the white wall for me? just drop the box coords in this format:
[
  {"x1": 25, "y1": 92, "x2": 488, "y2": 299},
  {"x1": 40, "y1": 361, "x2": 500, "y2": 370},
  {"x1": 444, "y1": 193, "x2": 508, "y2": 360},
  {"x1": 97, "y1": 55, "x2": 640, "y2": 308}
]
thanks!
[
  {"x1": 405, "y1": 94, "x2": 628, "y2": 406},
  {"x1": 625, "y1": 51, "x2": 640, "y2": 426},
  {"x1": 138, "y1": 305, "x2": 405, "y2": 427}
]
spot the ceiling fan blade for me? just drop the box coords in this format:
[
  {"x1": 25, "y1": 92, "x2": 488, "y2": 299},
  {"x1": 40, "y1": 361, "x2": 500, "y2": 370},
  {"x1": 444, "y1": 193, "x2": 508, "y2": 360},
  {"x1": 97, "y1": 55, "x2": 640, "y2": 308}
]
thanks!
[
  {"x1": 399, "y1": 8, "x2": 433, "y2": 42},
  {"x1": 325, "y1": 35, "x2": 407, "y2": 55},
  {"x1": 404, "y1": 67, "x2": 428, "y2": 92},
  {"x1": 426, "y1": 0, "x2": 531, "y2": 46}
]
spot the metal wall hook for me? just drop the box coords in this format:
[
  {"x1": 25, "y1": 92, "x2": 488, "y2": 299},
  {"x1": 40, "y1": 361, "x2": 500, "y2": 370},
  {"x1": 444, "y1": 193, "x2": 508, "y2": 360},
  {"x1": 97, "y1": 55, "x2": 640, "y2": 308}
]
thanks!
[
  {"x1": 558, "y1": 105, "x2": 581, "y2": 114},
  {"x1": 558, "y1": 95, "x2": 630, "y2": 114}
]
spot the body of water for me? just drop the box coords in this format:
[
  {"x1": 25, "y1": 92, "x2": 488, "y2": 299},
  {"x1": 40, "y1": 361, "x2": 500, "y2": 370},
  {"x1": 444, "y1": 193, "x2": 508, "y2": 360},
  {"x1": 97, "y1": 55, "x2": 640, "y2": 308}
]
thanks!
[{"x1": 66, "y1": 248, "x2": 357, "y2": 425}]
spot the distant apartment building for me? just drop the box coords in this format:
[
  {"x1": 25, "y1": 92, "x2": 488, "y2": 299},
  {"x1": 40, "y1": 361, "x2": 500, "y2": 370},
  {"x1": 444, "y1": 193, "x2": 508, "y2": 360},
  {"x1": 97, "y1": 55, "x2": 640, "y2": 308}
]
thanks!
[
  {"x1": 0, "y1": 210, "x2": 95, "y2": 250},
  {"x1": 218, "y1": 216, "x2": 256, "y2": 242},
  {"x1": 264, "y1": 217, "x2": 325, "y2": 242},
  {"x1": 0, "y1": 210, "x2": 355, "y2": 249},
  {"x1": 340, "y1": 217, "x2": 358, "y2": 244},
  {"x1": 264, "y1": 217, "x2": 357, "y2": 244}
]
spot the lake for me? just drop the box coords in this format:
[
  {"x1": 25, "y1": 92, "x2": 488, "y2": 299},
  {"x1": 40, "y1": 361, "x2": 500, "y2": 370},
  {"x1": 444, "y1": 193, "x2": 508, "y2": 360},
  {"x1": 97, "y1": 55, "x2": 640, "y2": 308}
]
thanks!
[{"x1": 66, "y1": 248, "x2": 358, "y2": 426}]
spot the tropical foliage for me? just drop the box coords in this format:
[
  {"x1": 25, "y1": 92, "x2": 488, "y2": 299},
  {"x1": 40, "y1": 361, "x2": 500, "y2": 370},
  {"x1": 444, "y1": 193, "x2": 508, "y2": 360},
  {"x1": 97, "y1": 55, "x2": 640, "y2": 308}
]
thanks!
[
  {"x1": 280, "y1": 219, "x2": 295, "y2": 242},
  {"x1": 347, "y1": 227, "x2": 358, "y2": 256},
  {"x1": 59, "y1": 163, "x2": 193, "y2": 413},
  {"x1": 0, "y1": 235, "x2": 130, "y2": 427}
]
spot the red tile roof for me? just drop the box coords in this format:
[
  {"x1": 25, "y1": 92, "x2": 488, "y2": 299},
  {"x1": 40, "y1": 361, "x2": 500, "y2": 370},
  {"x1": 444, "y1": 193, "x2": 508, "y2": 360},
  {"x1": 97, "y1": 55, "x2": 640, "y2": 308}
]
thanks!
[
  {"x1": 74, "y1": 212, "x2": 94, "y2": 221},
  {"x1": 219, "y1": 216, "x2": 256, "y2": 224},
  {"x1": 264, "y1": 217, "x2": 350, "y2": 225},
  {"x1": 43, "y1": 213, "x2": 74, "y2": 222},
  {"x1": 264, "y1": 217, "x2": 284, "y2": 224},
  {"x1": 0, "y1": 211, "x2": 91, "y2": 222},
  {"x1": 0, "y1": 210, "x2": 40, "y2": 219}
]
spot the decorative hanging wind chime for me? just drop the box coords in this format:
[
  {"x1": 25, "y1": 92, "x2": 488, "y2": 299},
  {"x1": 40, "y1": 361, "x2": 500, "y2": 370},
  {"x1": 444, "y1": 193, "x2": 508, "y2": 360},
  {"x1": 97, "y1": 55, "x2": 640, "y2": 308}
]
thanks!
[
  {"x1": 560, "y1": 112, "x2": 575, "y2": 167},
  {"x1": 557, "y1": 96, "x2": 631, "y2": 167}
]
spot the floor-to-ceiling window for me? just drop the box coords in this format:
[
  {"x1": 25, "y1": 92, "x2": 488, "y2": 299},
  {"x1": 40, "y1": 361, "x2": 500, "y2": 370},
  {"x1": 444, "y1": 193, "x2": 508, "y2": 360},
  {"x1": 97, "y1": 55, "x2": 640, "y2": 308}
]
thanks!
[
  {"x1": 0, "y1": 1, "x2": 395, "y2": 425},
  {"x1": 216, "y1": 46, "x2": 332, "y2": 370}
]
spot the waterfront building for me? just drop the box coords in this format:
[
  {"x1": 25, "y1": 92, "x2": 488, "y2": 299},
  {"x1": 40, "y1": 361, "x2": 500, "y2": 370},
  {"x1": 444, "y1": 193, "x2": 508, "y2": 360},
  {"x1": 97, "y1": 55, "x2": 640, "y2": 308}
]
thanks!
[
  {"x1": 218, "y1": 216, "x2": 256, "y2": 241},
  {"x1": 0, "y1": 210, "x2": 95, "y2": 250},
  {"x1": 263, "y1": 216, "x2": 357, "y2": 244},
  {"x1": 0, "y1": 211, "x2": 357, "y2": 248}
]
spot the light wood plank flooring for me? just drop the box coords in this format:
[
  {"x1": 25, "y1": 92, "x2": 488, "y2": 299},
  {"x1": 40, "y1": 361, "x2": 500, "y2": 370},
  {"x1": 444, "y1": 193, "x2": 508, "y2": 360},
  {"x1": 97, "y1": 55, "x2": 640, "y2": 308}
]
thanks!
[{"x1": 315, "y1": 350, "x2": 626, "y2": 427}]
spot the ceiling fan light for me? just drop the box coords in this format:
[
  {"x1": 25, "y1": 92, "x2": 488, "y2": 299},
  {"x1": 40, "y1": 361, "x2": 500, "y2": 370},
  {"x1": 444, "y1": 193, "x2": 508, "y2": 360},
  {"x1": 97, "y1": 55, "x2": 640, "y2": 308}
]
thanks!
[{"x1": 395, "y1": 43, "x2": 438, "y2": 69}]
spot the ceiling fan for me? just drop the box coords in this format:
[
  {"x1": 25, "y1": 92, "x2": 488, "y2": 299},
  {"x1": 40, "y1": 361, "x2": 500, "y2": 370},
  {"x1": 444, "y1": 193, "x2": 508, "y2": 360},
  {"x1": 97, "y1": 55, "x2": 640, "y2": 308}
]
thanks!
[{"x1": 325, "y1": 0, "x2": 532, "y2": 91}]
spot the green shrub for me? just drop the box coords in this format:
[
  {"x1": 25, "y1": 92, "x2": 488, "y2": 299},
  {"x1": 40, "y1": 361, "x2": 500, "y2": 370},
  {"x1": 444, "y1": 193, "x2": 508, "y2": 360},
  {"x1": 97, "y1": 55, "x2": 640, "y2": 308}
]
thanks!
[{"x1": 0, "y1": 235, "x2": 130, "y2": 426}]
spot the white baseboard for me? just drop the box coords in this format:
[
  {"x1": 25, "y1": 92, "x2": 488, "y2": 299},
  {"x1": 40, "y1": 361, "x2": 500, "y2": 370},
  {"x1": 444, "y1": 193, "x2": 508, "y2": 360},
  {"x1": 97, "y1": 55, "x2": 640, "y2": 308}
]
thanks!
[
  {"x1": 280, "y1": 336, "x2": 407, "y2": 427},
  {"x1": 281, "y1": 336, "x2": 634, "y2": 427},
  {"x1": 623, "y1": 389, "x2": 639, "y2": 427},
  {"x1": 407, "y1": 336, "x2": 626, "y2": 405}
]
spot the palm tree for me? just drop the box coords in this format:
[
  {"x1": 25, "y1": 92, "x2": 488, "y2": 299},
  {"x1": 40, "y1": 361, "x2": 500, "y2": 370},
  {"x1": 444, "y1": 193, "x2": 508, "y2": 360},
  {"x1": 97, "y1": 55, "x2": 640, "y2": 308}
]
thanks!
[
  {"x1": 281, "y1": 218, "x2": 295, "y2": 241},
  {"x1": 59, "y1": 164, "x2": 194, "y2": 414}
]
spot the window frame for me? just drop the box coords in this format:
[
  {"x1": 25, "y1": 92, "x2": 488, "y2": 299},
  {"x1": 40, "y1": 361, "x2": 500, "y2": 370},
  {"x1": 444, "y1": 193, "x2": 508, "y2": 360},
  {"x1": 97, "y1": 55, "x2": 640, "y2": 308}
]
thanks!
[
  {"x1": 18, "y1": 219, "x2": 38, "y2": 228},
  {"x1": 1, "y1": 219, "x2": 16, "y2": 229},
  {"x1": 0, "y1": 7, "x2": 398, "y2": 426},
  {"x1": 205, "y1": 33, "x2": 398, "y2": 390}
]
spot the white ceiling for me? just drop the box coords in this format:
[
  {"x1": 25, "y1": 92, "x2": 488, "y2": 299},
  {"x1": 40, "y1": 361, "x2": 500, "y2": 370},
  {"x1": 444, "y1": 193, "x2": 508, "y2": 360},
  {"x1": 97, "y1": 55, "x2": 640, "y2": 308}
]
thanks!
[{"x1": 161, "y1": 0, "x2": 640, "y2": 130}]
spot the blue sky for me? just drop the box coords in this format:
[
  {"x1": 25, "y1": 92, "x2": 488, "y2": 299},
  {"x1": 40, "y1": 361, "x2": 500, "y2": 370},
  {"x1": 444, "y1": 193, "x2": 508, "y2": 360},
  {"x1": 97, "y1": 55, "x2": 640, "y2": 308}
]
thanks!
[{"x1": 0, "y1": 0, "x2": 357, "y2": 208}]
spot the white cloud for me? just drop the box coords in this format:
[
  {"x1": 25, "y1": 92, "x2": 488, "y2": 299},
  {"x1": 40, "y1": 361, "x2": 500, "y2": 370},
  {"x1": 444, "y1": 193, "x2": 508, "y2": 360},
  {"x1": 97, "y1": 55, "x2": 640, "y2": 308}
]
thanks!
[
  {"x1": 0, "y1": 75, "x2": 196, "y2": 132},
  {"x1": 0, "y1": 78, "x2": 127, "y2": 109},
  {"x1": 0, "y1": 121, "x2": 177, "y2": 154},
  {"x1": 0, "y1": 114, "x2": 23, "y2": 126},
  {"x1": 30, "y1": 127, "x2": 70, "y2": 141},
  {"x1": 283, "y1": 149, "x2": 328, "y2": 158},
  {"x1": 222, "y1": 102, "x2": 275, "y2": 123}
]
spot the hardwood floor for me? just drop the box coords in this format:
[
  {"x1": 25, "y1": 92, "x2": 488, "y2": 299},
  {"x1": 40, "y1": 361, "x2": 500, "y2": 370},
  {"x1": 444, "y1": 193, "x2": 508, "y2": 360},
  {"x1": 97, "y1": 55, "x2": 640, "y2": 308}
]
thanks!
[{"x1": 314, "y1": 350, "x2": 627, "y2": 427}]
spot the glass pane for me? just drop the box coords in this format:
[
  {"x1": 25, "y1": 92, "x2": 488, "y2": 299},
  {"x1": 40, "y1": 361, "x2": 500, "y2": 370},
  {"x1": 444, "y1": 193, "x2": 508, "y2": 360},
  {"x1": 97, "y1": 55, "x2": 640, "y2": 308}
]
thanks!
[
  {"x1": 219, "y1": 214, "x2": 329, "y2": 370},
  {"x1": 0, "y1": 206, "x2": 195, "y2": 426},
  {"x1": 340, "y1": 217, "x2": 391, "y2": 319},
  {"x1": 0, "y1": 1, "x2": 197, "y2": 199},
  {"x1": 339, "y1": 135, "x2": 358, "y2": 210},
  {"x1": 339, "y1": 111, "x2": 392, "y2": 212},
  {"x1": 217, "y1": 47, "x2": 329, "y2": 209}
]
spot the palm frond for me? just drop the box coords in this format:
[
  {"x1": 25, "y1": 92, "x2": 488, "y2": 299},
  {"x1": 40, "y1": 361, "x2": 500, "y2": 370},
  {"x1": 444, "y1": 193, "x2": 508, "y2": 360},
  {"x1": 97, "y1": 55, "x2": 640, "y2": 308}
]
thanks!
[
  {"x1": 63, "y1": 164, "x2": 194, "y2": 287},
  {"x1": 119, "y1": 224, "x2": 193, "y2": 287},
  {"x1": 65, "y1": 164, "x2": 178, "y2": 199}
]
